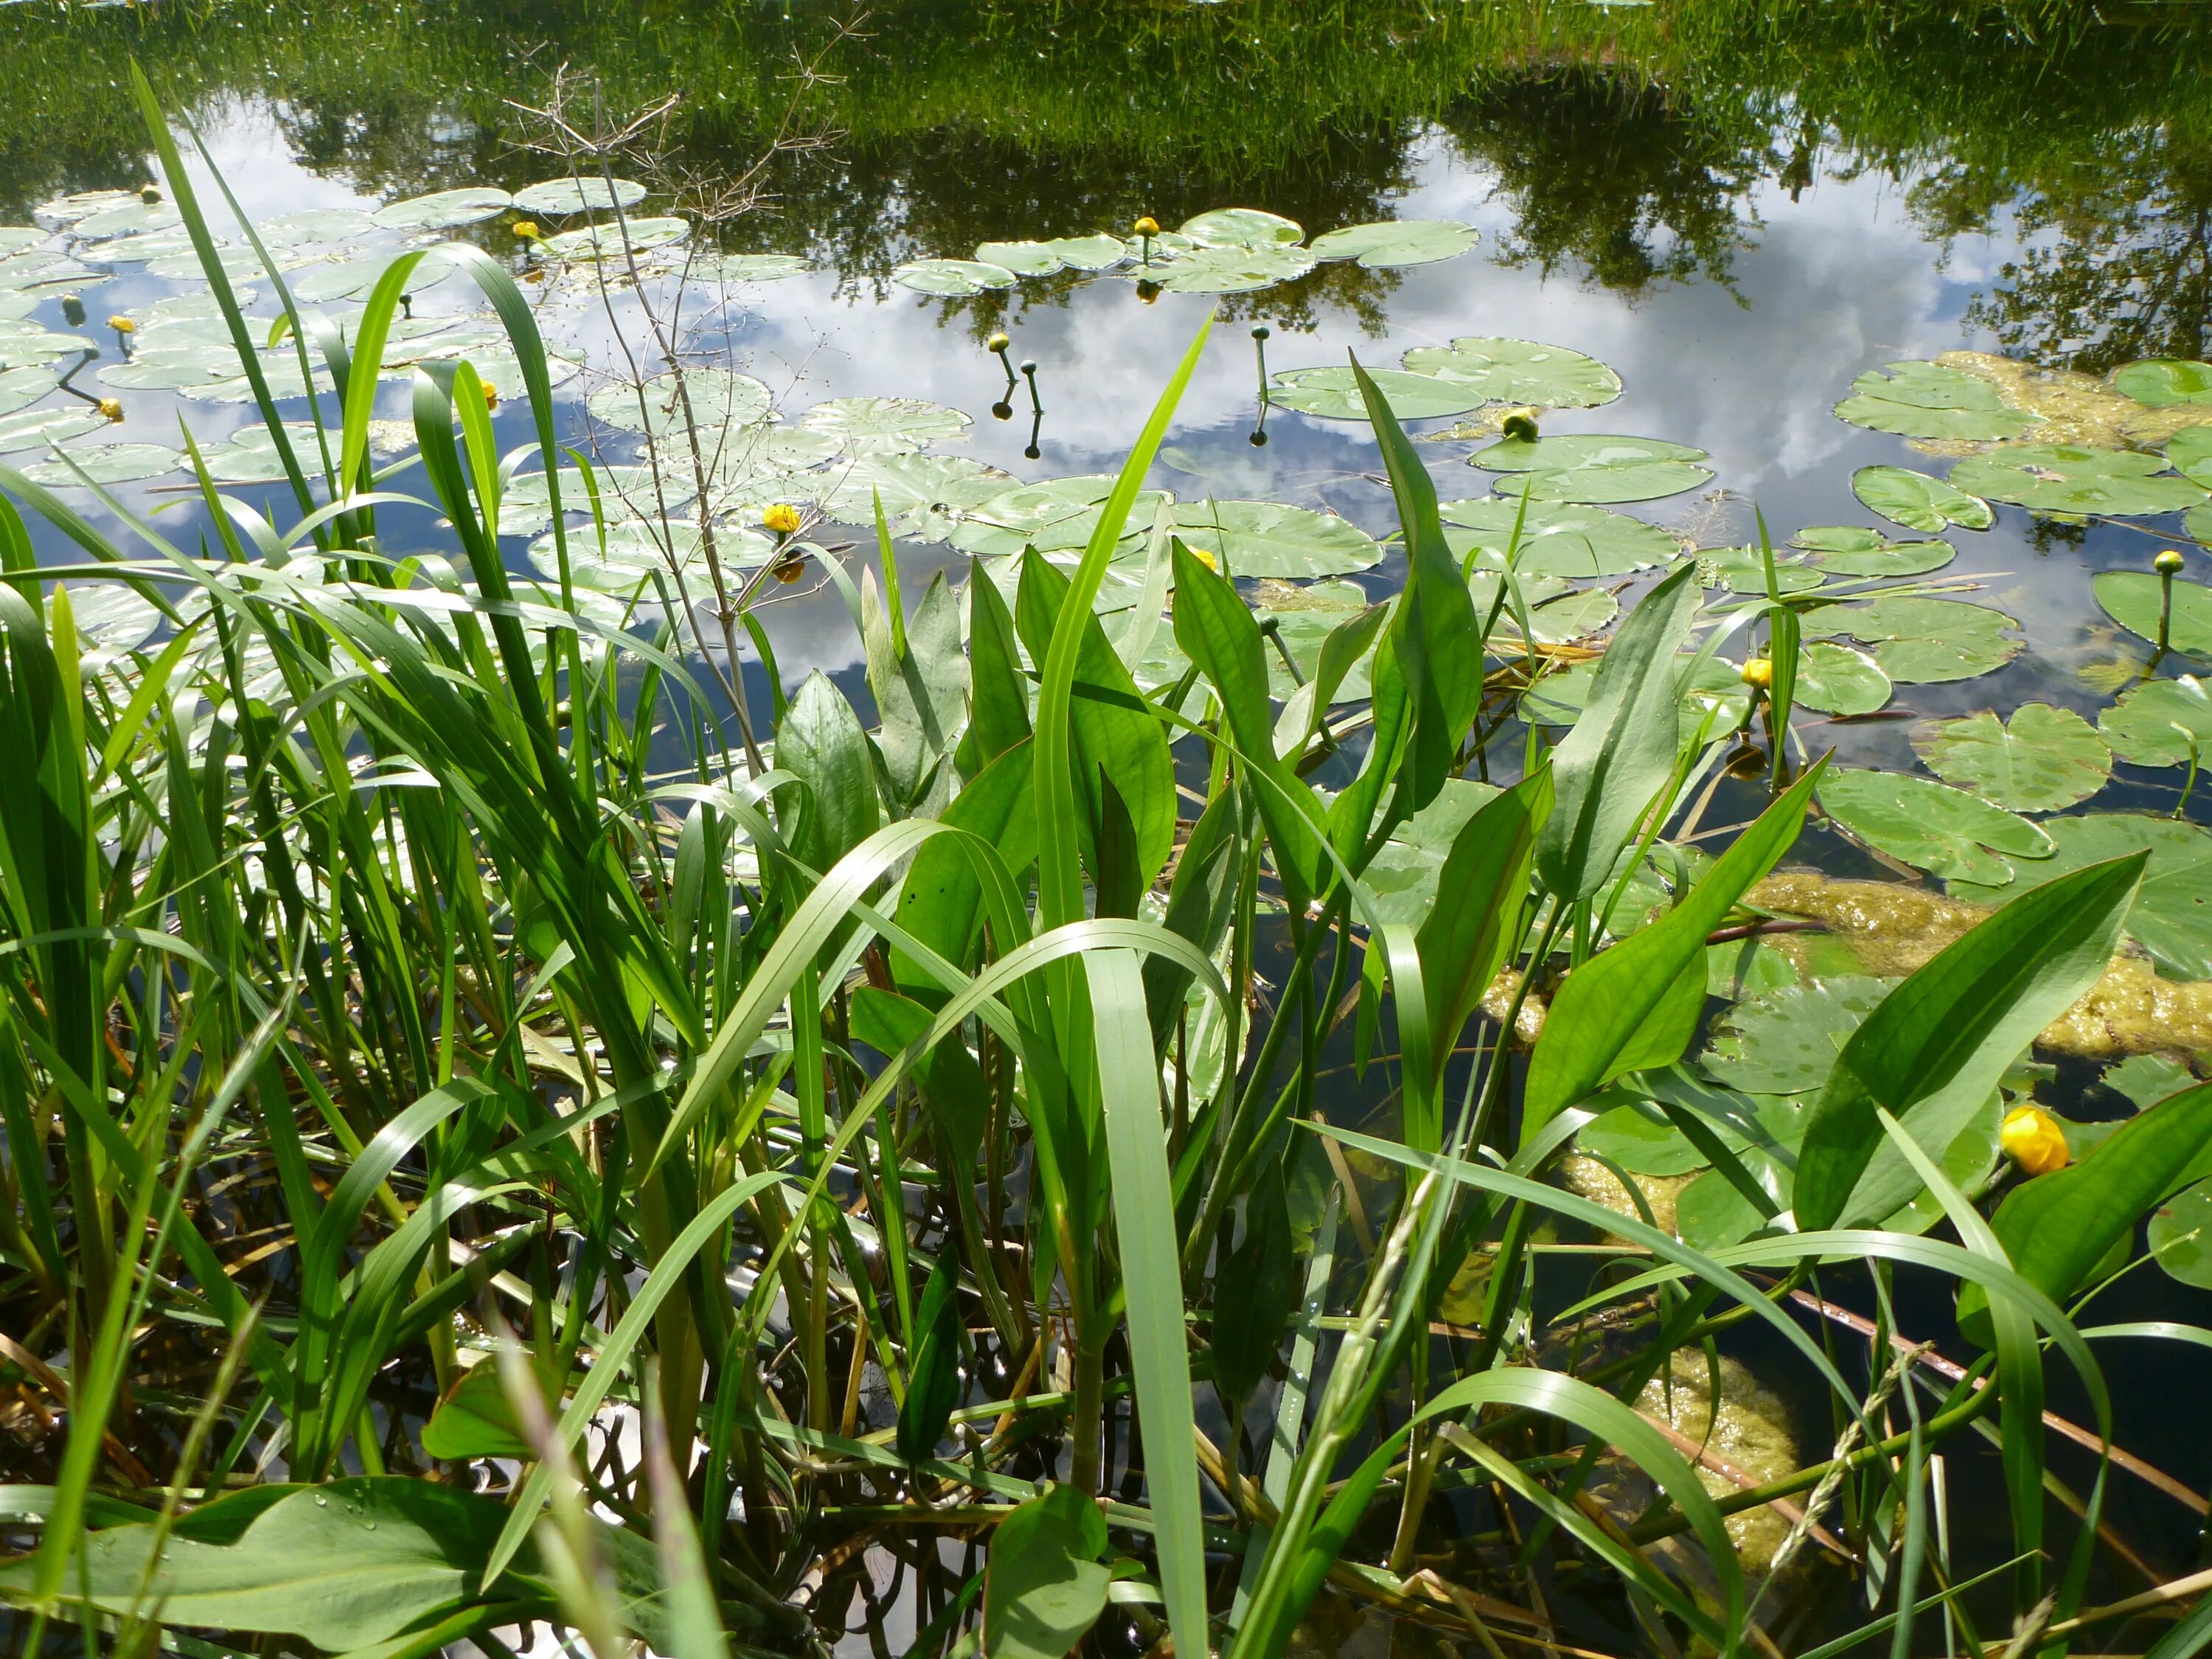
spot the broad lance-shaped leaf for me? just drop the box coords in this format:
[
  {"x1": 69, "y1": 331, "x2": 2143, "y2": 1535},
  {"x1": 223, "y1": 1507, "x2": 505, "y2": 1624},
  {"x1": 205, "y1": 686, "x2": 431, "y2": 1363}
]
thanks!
[
  {"x1": 1792, "y1": 852, "x2": 2146, "y2": 1232},
  {"x1": 897, "y1": 1253, "x2": 964, "y2": 1460},
  {"x1": 775, "y1": 672, "x2": 883, "y2": 877},
  {"x1": 1522, "y1": 761, "x2": 1825, "y2": 1147},
  {"x1": 1211, "y1": 1160, "x2": 1298, "y2": 1408},
  {"x1": 891, "y1": 740, "x2": 1036, "y2": 995},
  {"x1": 1958, "y1": 1082, "x2": 2212, "y2": 1343},
  {"x1": 985, "y1": 1484, "x2": 1112, "y2": 1659},
  {"x1": 1536, "y1": 560, "x2": 1700, "y2": 901},
  {"x1": 961, "y1": 555, "x2": 1032, "y2": 774},
  {"x1": 1172, "y1": 540, "x2": 1328, "y2": 903}
]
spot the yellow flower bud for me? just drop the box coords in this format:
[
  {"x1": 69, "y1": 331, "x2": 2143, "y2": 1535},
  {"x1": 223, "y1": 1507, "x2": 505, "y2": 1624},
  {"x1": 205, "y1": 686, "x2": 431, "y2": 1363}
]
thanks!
[
  {"x1": 107, "y1": 314, "x2": 134, "y2": 334},
  {"x1": 762, "y1": 502, "x2": 803, "y2": 535},
  {"x1": 1500, "y1": 407, "x2": 1540, "y2": 442},
  {"x1": 1739, "y1": 656, "x2": 1773, "y2": 690},
  {"x1": 2000, "y1": 1105, "x2": 2070, "y2": 1176},
  {"x1": 1191, "y1": 546, "x2": 1218, "y2": 571},
  {"x1": 2157, "y1": 548, "x2": 2185, "y2": 575},
  {"x1": 987, "y1": 333, "x2": 1010, "y2": 353},
  {"x1": 481, "y1": 382, "x2": 499, "y2": 411},
  {"x1": 512, "y1": 220, "x2": 541, "y2": 242},
  {"x1": 96, "y1": 397, "x2": 122, "y2": 422},
  {"x1": 1133, "y1": 216, "x2": 1159, "y2": 237}
]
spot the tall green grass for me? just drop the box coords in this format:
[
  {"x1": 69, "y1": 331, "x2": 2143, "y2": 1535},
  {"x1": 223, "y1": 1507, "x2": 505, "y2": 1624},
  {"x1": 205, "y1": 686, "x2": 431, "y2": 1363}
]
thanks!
[{"x1": 6, "y1": 77, "x2": 2212, "y2": 1659}]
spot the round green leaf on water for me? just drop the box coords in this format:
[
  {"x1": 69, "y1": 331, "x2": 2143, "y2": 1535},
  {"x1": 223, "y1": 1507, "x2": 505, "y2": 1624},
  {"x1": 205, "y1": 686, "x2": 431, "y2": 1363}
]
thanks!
[
  {"x1": 951, "y1": 476, "x2": 1169, "y2": 560},
  {"x1": 1474, "y1": 433, "x2": 1711, "y2": 504},
  {"x1": 0, "y1": 364, "x2": 55, "y2": 417},
  {"x1": 1693, "y1": 545, "x2": 1826, "y2": 595},
  {"x1": 1853, "y1": 465, "x2": 1994, "y2": 534},
  {"x1": 1792, "y1": 641, "x2": 1892, "y2": 717},
  {"x1": 1154, "y1": 243, "x2": 1316, "y2": 293},
  {"x1": 1360, "y1": 778, "x2": 1503, "y2": 925},
  {"x1": 586, "y1": 368, "x2": 773, "y2": 437},
  {"x1": 2099, "y1": 675, "x2": 2212, "y2": 768},
  {"x1": 1046, "y1": 234, "x2": 1126, "y2": 270},
  {"x1": 1813, "y1": 538, "x2": 1956, "y2": 578},
  {"x1": 0, "y1": 327, "x2": 92, "y2": 369},
  {"x1": 2093, "y1": 571, "x2": 2212, "y2": 658},
  {"x1": 1172, "y1": 499, "x2": 1381, "y2": 577},
  {"x1": 823, "y1": 453, "x2": 1018, "y2": 541},
  {"x1": 972, "y1": 240, "x2": 1065, "y2": 276},
  {"x1": 74, "y1": 201, "x2": 181, "y2": 240},
  {"x1": 688, "y1": 251, "x2": 811, "y2": 284},
  {"x1": 1523, "y1": 585, "x2": 1619, "y2": 643},
  {"x1": 1950, "y1": 813, "x2": 2212, "y2": 979},
  {"x1": 2116, "y1": 359, "x2": 2212, "y2": 409},
  {"x1": 258, "y1": 209, "x2": 375, "y2": 249},
  {"x1": 1261, "y1": 606, "x2": 1382, "y2": 703},
  {"x1": 1307, "y1": 218, "x2": 1478, "y2": 268},
  {"x1": 1804, "y1": 594, "x2": 2021, "y2": 684},
  {"x1": 1950, "y1": 444, "x2": 2207, "y2": 517},
  {"x1": 892, "y1": 258, "x2": 1018, "y2": 296},
  {"x1": 22, "y1": 442, "x2": 182, "y2": 485},
  {"x1": 0, "y1": 407, "x2": 106, "y2": 451},
  {"x1": 1178, "y1": 208, "x2": 1304, "y2": 249},
  {"x1": 512, "y1": 177, "x2": 648, "y2": 215},
  {"x1": 1816, "y1": 768, "x2": 2053, "y2": 886},
  {"x1": 1913, "y1": 703, "x2": 2111, "y2": 812},
  {"x1": 2165, "y1": 427, "x2": 2212, "y2": 487},
  {"x1": 1577, "y1": 1099, "x2": 1714, "y2": 1178},
  {"x1": 1832, "y1": 360, "x2": 2040, "y2": 442},
  {"x1": 2151, "y1": 1175, "x2": 2212, "y2": 1289},
  {"x1": 1439, "y1": 496, "x2": 1679, "y2": 578},
  {"x1": 1269, "y1": 366, "x2": 1484, "y2": 421},
  {"x1": 538, "y1": 217, "x2": 689, "y2": 260},
  {"x1": 371, "y1": 187, "x2": 514, "y2": 230},
  {"x1": 1401, "y1": 336, "x2": 1621, "y2": 409},
  {"x1": 1521, "y1": 652, "x2": 1747, "y2": 742},
  {"x1": 799, "y1": 395, "x2": 970, "y2": 455},
  {"x1": 1701, "y1": 975, "x2": 1890, "y2": 1096}
]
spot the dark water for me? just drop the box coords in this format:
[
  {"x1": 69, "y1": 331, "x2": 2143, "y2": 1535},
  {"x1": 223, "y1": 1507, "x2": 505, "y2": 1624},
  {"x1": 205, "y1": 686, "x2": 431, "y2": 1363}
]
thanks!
[{"x1": 6, "y1": 1, "x2": 2212, "y2": 1652}]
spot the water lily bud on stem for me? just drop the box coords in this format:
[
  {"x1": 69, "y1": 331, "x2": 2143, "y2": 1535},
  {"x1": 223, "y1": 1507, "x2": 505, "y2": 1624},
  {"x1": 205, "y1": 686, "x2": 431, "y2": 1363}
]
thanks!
[
  {"x1": 1134, "y1": 215, "x2": 1158, "y2": 265},
  {"x1": 2000, "y1": 1105, "x2": 2070, "y2": 1176},
  {"x1": 762, "y1": 502, "x2": 803, "y2": 538},
  {"x1": 97, "y1": 397, "x2": 122, "y2": 422},
  {"x1": 108, "y1": 314, "x2": 134, "y2": 335},
  {"x1": 1739, "y1": 656, "x2": 1773, "y2": 692},
  {"x1": 2158, "y1": 548, "x2": 2185, "y2": 651},
  {"x1": 513, "y1": 220, "x2": 540, "y2": 243}
]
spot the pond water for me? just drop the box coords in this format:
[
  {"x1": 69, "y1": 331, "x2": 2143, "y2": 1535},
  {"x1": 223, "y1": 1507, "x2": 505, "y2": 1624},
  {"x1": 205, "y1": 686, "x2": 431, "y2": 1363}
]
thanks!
[{"x1": 7, "y1": 2, "x2": 2212, "y2": 1655}]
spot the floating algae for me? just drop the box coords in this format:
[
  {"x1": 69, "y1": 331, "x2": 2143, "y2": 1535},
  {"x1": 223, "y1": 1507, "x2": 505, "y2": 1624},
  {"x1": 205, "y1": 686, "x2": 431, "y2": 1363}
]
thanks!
[
  {"x1": 1926, "y1": 349, "x2": 2212, "y2": 453},
  {"x1": 1632, "y1": 1352, "x2": 1801, "y2": 1573}
]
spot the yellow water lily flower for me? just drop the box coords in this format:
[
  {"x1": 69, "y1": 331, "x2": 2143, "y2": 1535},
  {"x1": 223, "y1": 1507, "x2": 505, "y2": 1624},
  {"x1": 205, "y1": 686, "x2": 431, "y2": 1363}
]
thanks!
[
  {"x1": 2000, "y1": 1105, "x2": 2070, "y2": 1176},
  {"x1": 2157, "y1": 548, "x2": 2185, "y2": 575},
  {"x1": 987, "y1": 332, "x2": 1010, "y2": 354},
  {"x1": 512, "y1": 220, "x2": 541, "y2": 242},
  {"x1": 108, "y1": 314, "x2": 134, "y2": 334},
  {"x1": 481, "y1": 382, "x2": 499, "y2": 410},
  {"x1": 97, "y1": 398, "x2": 122, "y2": 422},
  {"x1": 1133, "y1": 216, "x2": 1159, "y2": 237},
  {"x1": 762, "y1": 502, "x2": 803, "y2": 535},
  {"x1": 1191, "y1": 546, "x2": 1218, "y2": 571},
  {"x1": 1739, "y1": 657, "x2": 1773, "y2": 690}
]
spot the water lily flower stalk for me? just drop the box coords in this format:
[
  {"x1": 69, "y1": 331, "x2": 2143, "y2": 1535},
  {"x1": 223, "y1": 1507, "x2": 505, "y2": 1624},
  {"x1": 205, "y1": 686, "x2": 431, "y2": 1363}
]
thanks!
[
  {"x1": 2157, "y1": 547, "x2": 2185, "y2": 653},
  {"x1": 1251, "y1": 324, "x2": 1270, "y2": 404},
  {"x1": 2000, "y1": 1105, "x2": 2070, "y2": 1175},
  {"x1": 1135, "y1": 214, "x2": 1158, "y2": 265},
  {"x1": 1020, "y1": 358, "x2": 1042, "y2": 417},
  {"x1": 988, "y1": 331, "x2": 1015, "y2": 392}
]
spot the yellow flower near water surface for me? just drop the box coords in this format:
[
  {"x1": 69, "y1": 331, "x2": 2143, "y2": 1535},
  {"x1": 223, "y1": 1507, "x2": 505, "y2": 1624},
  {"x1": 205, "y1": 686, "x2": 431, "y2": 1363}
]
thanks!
[
  {"x1": 762, "y1": 502, "x2": 803, "y2": 536},
  {"x1": 1133, "y1": 216, "x2": 1159, "y2": 237},
  {"x1": 512, "y1": 220, "x2": 541, "y2": 242},
  {"x1": 1739, "y1": 656, "x2": 1773, "y2": 690},
  {"x1": 2157, "y1": 548, "x2": 2186, "y2": 575},
  {"x1": 1190, "y1": 546, "x2": 1217, "y2": 571},
  {"x1": 108, "y1": 314, "x2": 134, "y2": 334},
  {"x1": 2000, "y1": 1105, "x2": 2070, "y2": 1176},
  {"x1": 97, "y1": 398, "x2": 122, "y2": 422}
]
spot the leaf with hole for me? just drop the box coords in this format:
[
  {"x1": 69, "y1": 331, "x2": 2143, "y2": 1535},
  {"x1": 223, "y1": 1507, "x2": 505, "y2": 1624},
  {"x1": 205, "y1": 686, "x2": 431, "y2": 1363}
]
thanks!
[
  {"x1": 1913, "y1": 704, "x2": 2110, "y2": 812},
  {"x1": 1851, "y1": 465, "x2": 1994, "y2": 534}
]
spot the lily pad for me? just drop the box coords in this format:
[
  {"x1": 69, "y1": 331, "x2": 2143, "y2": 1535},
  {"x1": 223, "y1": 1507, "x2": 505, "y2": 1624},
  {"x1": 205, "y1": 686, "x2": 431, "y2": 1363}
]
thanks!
[
  {"x1": 1791, "y1": 641, "x2": 1892, "y2": 717},
  {"x1": 823, "y1": 453, "x2": 1018, "y2": 541},
  {"x1": 1950, "y1": 813, "x2": 2212, "y2": 979},
  {"x1": 0, "y1": 364, "x2": 55, "y2": 417},
  {"x1": 2150, "y1": 1176, "x2": 2212, "y2": 1289},
  {"x1": 1401, "y1": 336, "x2": 1622, "y2": 409},
  {"x1": 1307, "y1": 218, "x2": 1479, "y2": 268},
  {"x1": 2093, "y1": 571, "x2": 2212, "y2": 658},
  {"x1": 799, "y1": 395, "x2": 970, "y2": 455},
  {"x1": 2099, "y1": 675, "x2": 2212, "y2": 768},
  {"x1": 1522, "y1": 653, "x2": 1748, "y2": 743},
  {"x1": 22, "y1": 442, "x2": 182, "y2": 486},
  {"x1": 538, "y1": 217, "x2": 690, "y2": 260},
  {"x1": 512, "y1": 177, "x2": 649, "y2": 215},
  {"x1": 1700, "y1": 975, "x2": 1890, "y2": 1096},
  {"x1": 1816, "y1": 768, "x2": 2053, "y2": 886},
  {"x1": 1800, "y1": 528, "x2": 1957, "y2": 578},
  {"x1": 0, "y1": 326, "x2": 92, "y2": 368},
  {"x1": 1438, "y1": 496, "x2": 1680, "y2": 578},
  {"x1": 0, "y1": 407, "x2": 106, "y2": 451},
  {"x1": 371, "y1": 187, "x2": 514, "y2": 230},
  {"x1": 950, "y1": 476, "x2": 1169, "y2": 560},
  {"x1": 586, "y1": 368, "x2": 773, "y2": 437},
  {"x1": 73, "y1": 202, "x2": 182, "y2": 241},
  {"x1": 973, "y1": 240, "x2": 1065, "y2": 276},
  {"x1": 1694, "y1": 545, "x2": 1827, "y2": 594},
  {"x1": 1043, "y1": 234, "x2": 1127, "y2": 270},
  {"x1": 1269, "y1": 366, "x2": 1484, "y2": 421},
  {"x1": 892, "y1": 259, "x2": 1018, "y2": 296},
  {"x1": 1833, "y1": 360, "x2": 2042, "y2": 442},
  {"x1": 60, "y1": 581, "x2": 161, "y2": 658},
  {"x1": 687, "y1": 251, "x2": 812, "y2": 284},
  {"x1": 1178, "y1": 208, "x2": 1304, "y2": 249},
  {"x1": 1475, "y1": 433, "x2": 1712, "y2": 504},
  {"x1": 1361, "y1": 778, "x2": 1503, "y2": 925},
  {"x1": 2116, "y1": 359, "x2": 2212, "y2": 408},
  {"x1": 1520, "y1": 585, "x2": 1620, "y2": 643},
  {"x1": 1950, "y1": 444, "x2": 2207, "y2": 517},
  {"x1": 258, "y1": 209, "x2": 375, "y2": 249},
  {"x1": 1852, "y1": 465, "x2": 1994, "y2": 534},
  {"x1": 1152, "y1": 243, "x2": 1316, "y2": 293},
  {"x1": 1804, "y1": 594, "x2": 2021, "y2": 684},
  {"x1": 1913, "y1": 703, "x2": 2111, "y2": 812},
  {"x1": 1172, "y1": 500, "x2": 1381, "y2": 578}
]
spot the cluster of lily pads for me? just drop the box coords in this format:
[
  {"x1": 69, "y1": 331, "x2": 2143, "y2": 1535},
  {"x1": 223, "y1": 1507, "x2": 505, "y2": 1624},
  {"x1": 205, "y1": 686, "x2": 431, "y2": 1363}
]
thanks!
[{"x1": 891, "y1": 207, "x2": 1479, "y2": 298}]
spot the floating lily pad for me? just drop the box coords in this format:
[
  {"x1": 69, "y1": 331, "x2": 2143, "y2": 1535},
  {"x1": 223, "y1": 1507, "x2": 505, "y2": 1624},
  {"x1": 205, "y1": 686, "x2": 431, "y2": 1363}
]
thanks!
[
  {"x1": 2151, "y1": 1176, "x2": 2212, "y2": 1288},
  {"x1": 0, "y1": 364, "x2": 55, "y2": 417},
  {"x1": 1438, "y1": 496, "x2": 1680, "y2": 578},
  {"x1": 22, "y1": 442, "x2": 182, "y2": 485},
  {"x1": 972, "y1": 240, "x2": 1064, "y2": 276},
  {"x1": 2099, "y1": 675, "x2": 2212, "y2": 768},
  {"x1": 73, "y1": 202, "x2": 182, "y2": 241},
  {"x1": 1950, "y1": 813, "x2": 2212, "y2": 979},
  {"x1": 98, "y1": 355, "x2": 231, "y2": 391},
  {"x1": 1307, "y1": 218, "x2": 1479, "y2": 268},
  {"x1": 1043, "y1": 234, "x2": 1127, "y2": 270},
  {"x1": 1260, "y1": 605, "x2": 1383, "y2": 703},
  {"x1": 1833, "y1": 360, "x2": 2041, "y2": 442},
  {"x1": 950, "y1": 476, "x2": 1169, "y2": 560},
  {"x1": 2168, "y1": 428, "x2": 2212, "y2": 488},
  {"x1": 1804, "y1": 594, "x2": 2021, "y2": 684},
  {"x1": 1268, "y1": 366, "x2": 1484, "y2": 421},
  {"x1": 799, "y1": 396, "x2": 970, "y2": 456},
  {"x1": 0, "y1": 407, "x2": 107, "y2": 451},
  {"x1": 892, "y1": 258, "x2": 1018, "y2": 296},
  {"x1": 2116, "y1": 359, "x2": 2212, "y2": 409},
  {"x1": 1172, "y1": 500, "x2": 1381, "y2": 577},
  {"x1": 1178, "y1": 208, "x2": 1304, "y2": 250},
  {"x1": 1949, "y1": 444, "x2": 2207, "y2": 517},
  {"x1": 147, "y1": 248, "x2": 273, "y2": 283},
  {"x1": 0, "y1": 228, "x2": 45, "y2": 255},
  {"x1": 823, "y1": 453, "x2": 1018, "y2": 541},
  {"x1": 1520, "y1": 585, "x2": 1620, "y2": 643},
  {"x1": 1694, "y1": 545, "x2": 1827, "y2": 594},
  {"x1": 586, "y1": 368, "x2": 773, "y2": 437},
  {"x1": 499, "y1": 465, "x2": 681, "y2": 537},
  {"x1": 686, "y1": 251, "x2": 811, "y2": 284},
  {"x1": 1152, "y1": 243, "x2": 1316, "y2": 293},
  {"x1": 371, "y1": 187, "x2": 514, "y2": 230},
  {"x1": 60, "y1": 580, "x2": 161, "y2": 658},
  {"x1": 1400, "y1": 336, "x2": 1621, "y2": 409},
  {"x1": 1816, "y1": 768, "x2": 2053, "y2": 886},
  {"x1": 1361, "y1": 778, "x2": 1503, "y2": 925},
  {"x1": 0, "y1": 326, "x2": 91, "y2": 368},
  {"x1": 1521, "y1": 653, "x2": 1748, "y2": 742},
  {"x1": 512, "y1": 178, "x2": 648, "y2": 215},
  {"x1": 538, "y1": 217, "x2": 690, "y2": 260},
  {"x1": 1798, "y1": 527, "x2": 1957, "y2": 577},
  {"x1": 2093, "y1": 571, "x2": 2212, "y2": 658},
  {"x1": 1913, "y1": 703, "x2": 2111, "y2": 812},
  {"x1": 1791, "y1": 641, "x2": 1892, "y2": 717},
  {"x1": 1851, "y1": 465, "x2": 1994, "y2": 534},
  {"x1": 1475, "y1": 433, "x2": 1712, "y2": 504},
  {"x1": 1701, "y1": 975, "x2": 1890, "y2": 1096}
]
